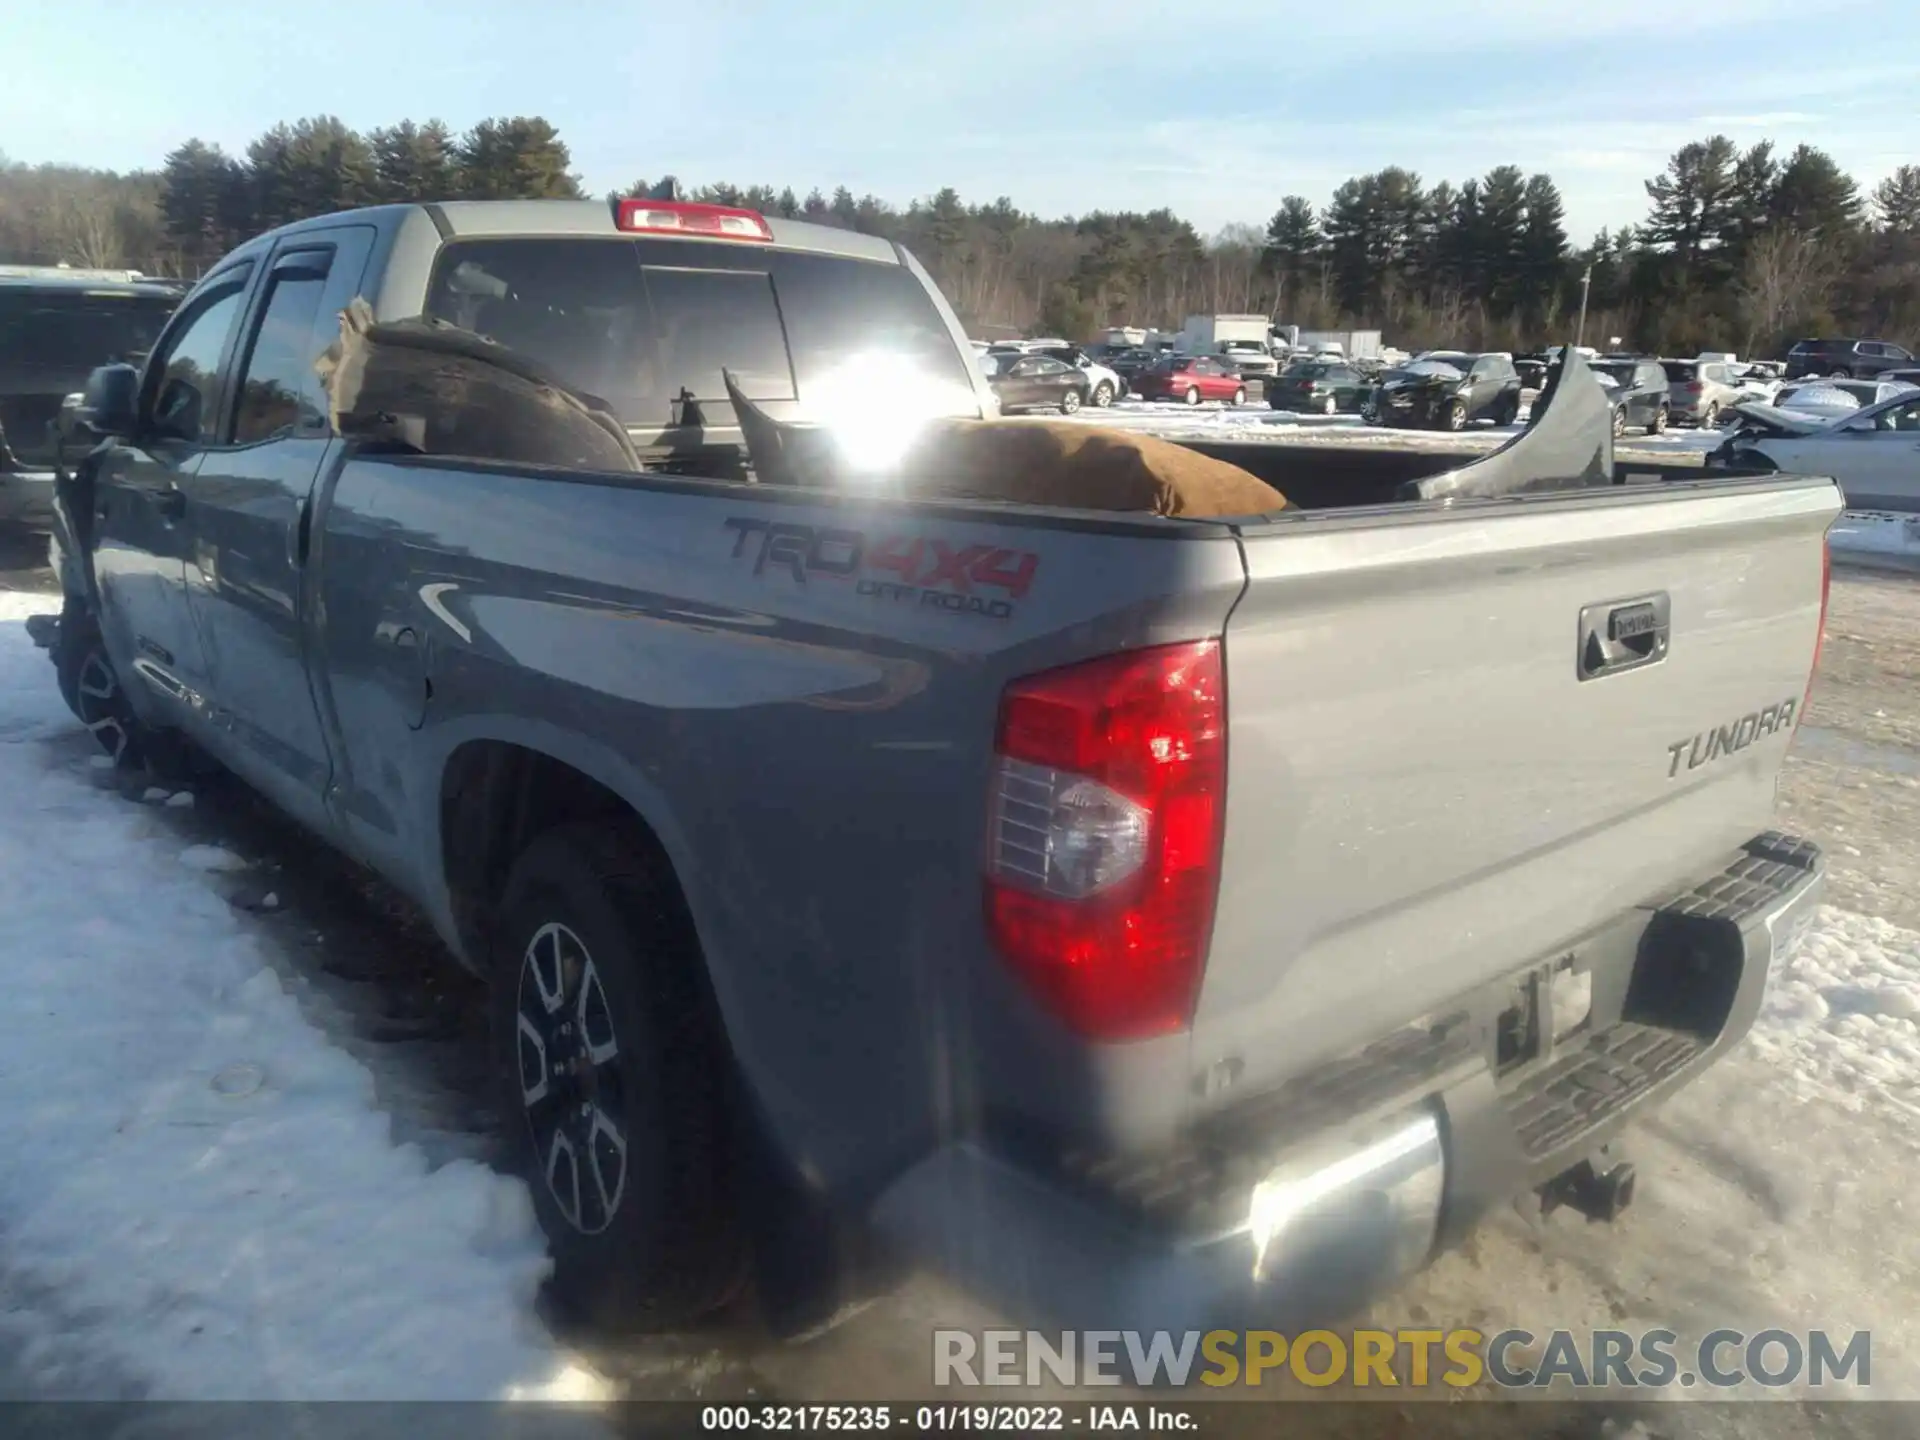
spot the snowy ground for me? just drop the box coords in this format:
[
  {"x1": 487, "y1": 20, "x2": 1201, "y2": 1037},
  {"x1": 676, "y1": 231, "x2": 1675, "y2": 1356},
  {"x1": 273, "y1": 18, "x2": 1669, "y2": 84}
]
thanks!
[{"x1": 0, "y1": 538, "x2": 1916, "y2": 1421}]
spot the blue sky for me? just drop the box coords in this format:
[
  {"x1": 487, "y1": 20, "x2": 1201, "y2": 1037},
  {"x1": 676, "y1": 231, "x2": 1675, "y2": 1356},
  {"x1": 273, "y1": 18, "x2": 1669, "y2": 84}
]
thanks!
[{"x1": 6, "y1": 0, "x2": 1915, "y2": 243}]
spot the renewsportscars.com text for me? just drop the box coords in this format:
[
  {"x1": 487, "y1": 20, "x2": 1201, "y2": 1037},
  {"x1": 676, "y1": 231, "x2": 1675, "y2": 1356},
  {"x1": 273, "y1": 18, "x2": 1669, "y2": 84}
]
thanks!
[{"x1": 933, "y1": 1328, "x2": 1871, "y2": 1390}]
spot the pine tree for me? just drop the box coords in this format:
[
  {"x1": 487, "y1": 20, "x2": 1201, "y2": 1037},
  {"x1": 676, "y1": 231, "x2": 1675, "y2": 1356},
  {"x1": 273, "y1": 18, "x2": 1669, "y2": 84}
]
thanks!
[
  {"x1": 369, "y1": 120, "x2": 457, "y2": 203},
  {"x1": 243, "y1": 116, "x2": 376, "y2": 230},
  {"x1": 1770, "y1": 144, "x2": 1863, "y2": 240},
  {"x1": 1262, "y1": 196, "x2": 1321, "y2": 308},
  {"x1": 1476, "y1": 165, "x2": 1529, "y2": 309},
  {"x1": 455, "y1": 117, "x2": 581, "y2": 200},
  {"x1": 1874, "y1": 166, "x2": 1920, "y2": 232},
  {"x1": 158, "y1": 139, "x2": 247, "y2": 270},
  {"x1": 1519, "y1": 173, "x2": 1568, "y2": 316},
  {"x1": 1642, "y1": 136, "x2": 1738, "y2": 267}
]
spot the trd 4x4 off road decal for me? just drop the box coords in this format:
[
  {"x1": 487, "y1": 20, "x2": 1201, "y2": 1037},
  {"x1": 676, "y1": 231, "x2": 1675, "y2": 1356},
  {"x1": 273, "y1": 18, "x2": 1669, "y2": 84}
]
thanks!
[{"x1": 722, "y1": 517, "x2": 1038, "y2": 620}]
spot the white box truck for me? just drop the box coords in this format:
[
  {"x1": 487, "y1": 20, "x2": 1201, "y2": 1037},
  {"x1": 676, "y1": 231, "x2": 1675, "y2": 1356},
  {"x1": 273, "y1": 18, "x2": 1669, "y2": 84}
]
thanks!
[{"x1": 1182, "y1": 314, "x2": 1280, "y2": 377}]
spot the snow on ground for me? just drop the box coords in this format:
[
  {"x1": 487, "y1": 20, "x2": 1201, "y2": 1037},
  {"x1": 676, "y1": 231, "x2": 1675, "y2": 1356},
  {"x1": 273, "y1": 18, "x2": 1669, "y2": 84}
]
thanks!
[{"x1": 0, "y1": 592, "x2": 607, "y2": 1405}]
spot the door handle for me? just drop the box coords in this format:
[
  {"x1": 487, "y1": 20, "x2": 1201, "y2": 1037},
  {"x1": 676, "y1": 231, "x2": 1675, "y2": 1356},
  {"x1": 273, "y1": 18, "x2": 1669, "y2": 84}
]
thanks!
[
  {"x1": 153, "y1": 484, "x2": 186, "y2": 521},
  {"x1": 1577, "y1": 593, "x2": 1671, "y2": 681}
]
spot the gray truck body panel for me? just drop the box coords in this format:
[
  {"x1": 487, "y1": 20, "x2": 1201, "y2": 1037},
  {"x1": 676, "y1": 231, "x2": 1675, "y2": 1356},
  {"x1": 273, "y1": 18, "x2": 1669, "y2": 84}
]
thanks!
[{"x1": 62, "y1": 200, "x2": 1841, "y2": 1330}]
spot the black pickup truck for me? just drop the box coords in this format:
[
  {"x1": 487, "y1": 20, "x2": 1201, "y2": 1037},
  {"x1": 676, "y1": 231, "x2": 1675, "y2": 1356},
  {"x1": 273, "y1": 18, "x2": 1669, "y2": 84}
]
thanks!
[{"x1": 39, "y1": 198, "x2": 1834, "y2": 1338}]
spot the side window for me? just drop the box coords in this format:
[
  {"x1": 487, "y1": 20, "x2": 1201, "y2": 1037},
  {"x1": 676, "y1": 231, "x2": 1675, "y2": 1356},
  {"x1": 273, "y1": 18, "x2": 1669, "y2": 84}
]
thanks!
[
  {"x1": 230, "y1": 255, "x2": 332, "y2": 444},
  {"x1": 1892, "y1": 345, "x2": 1914, "y2": 362},
  {"x1": 1010, "y1": 357, "x2": 1040, "y2": 377},
  {"x1": 148, "y1": 269, "x2": 254, "y2": 442},
  {"x1": 1882, "y1": 400, "x2": 1920, "y2": 431},
  {"x1": 1034, "y1": 358, "x2": 1069, "y2": 376}
]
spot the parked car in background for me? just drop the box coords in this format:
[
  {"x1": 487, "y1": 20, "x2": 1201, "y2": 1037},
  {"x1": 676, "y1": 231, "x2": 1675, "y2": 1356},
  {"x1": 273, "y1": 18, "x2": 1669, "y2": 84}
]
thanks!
[
  {"x1": 982, "y1": 351, "x2": 1093, "y2": 413},
  {"x1": 1726, "y1": 364, "x2": 1784, "y2": 407},
  {"x1": 1, "y1": 271, "x2": 186, "y2": 529},
  {"x1": 1217, "y1": 338, "x2": 1279, "y2": 380},
  {"x1": 1768, "y1": 378, "x2": 1918, "y2": 421},
  {"x1": 1373, "y1": 351, "x2": 1523, "y2": 430},
  {"x1": 1878, "y1": 367, "x2": 1920, "y2": 389},
  {"x1": 1784, "y1": 337, "x2": 1915, "y2": 381},
  {"x1": 1661, "y1": 358, "x2": 1745, "y2": 428},
  {"x1": 1268, "y1": 358, "x2": 1371, "y2": 415},
  {"x1": 1515, "y1": 357, "x2": 1549, "y2": 391},
  {"x1": 1030, "y1": 345, "x2": 1122, "y2": 407},
  {"x1": 1593, "y1": 357, "x2": 1671, "y2": 435},
  {"x1": 1106, "y1": 347, "x2": 1162, "y2": 395},
  {"x1": 1711, "y1": 389, "x2": 1920, "y2": 513},
  {"x1": 1131, "y1": 353, "x2": 1246, "y2": 406}
]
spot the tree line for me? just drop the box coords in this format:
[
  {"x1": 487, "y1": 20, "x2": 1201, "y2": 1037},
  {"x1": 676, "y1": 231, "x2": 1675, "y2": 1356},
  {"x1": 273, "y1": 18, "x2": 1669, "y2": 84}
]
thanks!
[{"x1": 3, "y1": 113, "x2": 1918, "y2": 357}]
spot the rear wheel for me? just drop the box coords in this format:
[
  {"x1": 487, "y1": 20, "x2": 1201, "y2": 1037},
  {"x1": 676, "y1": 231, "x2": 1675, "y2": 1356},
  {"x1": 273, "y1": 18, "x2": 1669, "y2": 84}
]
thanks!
[
  {"x1": 1611, "y1": 406, "x2": 1627, "y2": 438},
  {"x1": 1321, "y1": 395, "x2": 1338, "y2": 416},
  {"x1": 1059, "y1": 388, "x2": 1081, "y2": 415},
  {"x1": 55, "y1": 608, "x2": 141, "y2": 769},
  {"x1": 1231, "y1": 387, "x2": 1246, "y2": 407},
  {"x1": 1701, "y1": 401, "x2": 1720, "y2": 429},
  {"x1": 1829, "y1": 368, "x2": 1852, "y2": 380},
  {"x1": 492, "y1": 822, "x2": 743, "y2": 1330},
  {"x1": 1649, "y1": 404, "x2": 1668, "y2": 435},
  {"x1": 1091, "y1": 381, "x2": 1114, "y2": 408},
  {"x1": 1446, "y1": 399, "x2": 1467, "y2": 431},
  {"x1": 1184, "y1": 386, "x2": 1201, "y2": 406}
]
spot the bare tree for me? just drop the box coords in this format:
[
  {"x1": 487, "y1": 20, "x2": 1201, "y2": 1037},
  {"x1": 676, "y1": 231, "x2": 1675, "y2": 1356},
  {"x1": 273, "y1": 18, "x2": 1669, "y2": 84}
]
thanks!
[{"x1": 1736, "y1": 227, "x2": 1836, "y2": 354}]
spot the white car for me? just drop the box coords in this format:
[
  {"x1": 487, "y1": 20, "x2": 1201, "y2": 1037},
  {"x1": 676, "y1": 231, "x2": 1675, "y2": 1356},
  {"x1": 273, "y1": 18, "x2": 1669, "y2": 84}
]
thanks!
[
  {"x1": 1713, "y1": 389, "x2": 1920, "y2": 512},
  {"x1": 1768, "y1": 378, "x2": 1917, "y2": 421}
]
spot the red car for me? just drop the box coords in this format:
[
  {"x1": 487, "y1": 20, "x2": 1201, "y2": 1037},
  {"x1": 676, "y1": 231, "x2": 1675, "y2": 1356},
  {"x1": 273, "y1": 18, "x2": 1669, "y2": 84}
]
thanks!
[{"x1": 1132, "y1": 354, "x2": 1247, "y2": 406}]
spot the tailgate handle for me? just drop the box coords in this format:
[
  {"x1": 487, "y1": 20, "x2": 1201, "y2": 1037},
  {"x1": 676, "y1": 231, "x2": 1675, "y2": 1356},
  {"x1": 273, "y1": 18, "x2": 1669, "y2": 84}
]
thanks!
[{"x1": 1578, "y1": 593, "x2": 1670, "y2": 680}]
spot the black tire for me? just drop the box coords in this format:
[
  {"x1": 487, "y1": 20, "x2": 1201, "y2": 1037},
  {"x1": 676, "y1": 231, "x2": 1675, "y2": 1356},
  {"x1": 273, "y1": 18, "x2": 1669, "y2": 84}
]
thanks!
[
  {"x1": 1321, "y1": 395, "x2": 1338, "y2": 416},
  {"x1": 1649, "y1": 405, "x2": 1668, "y2": 435},
  {"x1": 1184, "y1": 386, "x2": 1201, "y2": 406},
  {"x1": 1611, "y1": 406, "x2": 1627, "y2": 438},
  {"x1": 54, "y1": 606, "x2": 142, "y2": 769},
  {"x1": 1091, "y1": 381, "x2": 1114, "y2": 408},
  {"x1": 1231, "y1": 387, "x2": 1246, "y2": 408},
  {"x1": 491, "y1": 821, "x2": 743, "y2": 1330},
  {"x1": 1446, "y1": 399, "x2": 1467, "y2": 431},
  {"x1": 1059, "y1": 388, "x2": 1082, "y2": 415},
  {"x1": 1828, "y1": 368, "x2": 1852, "y2": 380},
  {"x1": 1701, "y1": 401, "x2": 1720, "y2": 429}
]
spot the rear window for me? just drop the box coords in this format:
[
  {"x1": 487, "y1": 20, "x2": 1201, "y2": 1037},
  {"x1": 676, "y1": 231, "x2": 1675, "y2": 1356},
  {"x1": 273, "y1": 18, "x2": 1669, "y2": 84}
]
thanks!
[
  {"x1": 1661, "y1": 361, "x2": 1697, "y2": 382},
  {"x1": 0, "y1": 288, "x2": 178, "y2": 370},
  {"x1": 423, "y1": 237, "x2": 971, "y2": 429}
]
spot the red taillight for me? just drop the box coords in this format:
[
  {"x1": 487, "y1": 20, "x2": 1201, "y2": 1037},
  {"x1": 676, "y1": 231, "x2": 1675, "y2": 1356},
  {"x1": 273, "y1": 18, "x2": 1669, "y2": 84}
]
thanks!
[
  {"x1": 1804, "y1": 536, "x2": 1831, "y2": 720},
  {"x1": 1682, "y1": 382, "x2": 1704, "y2": 395},
  {"x1": 614, "y1": 199, "x2": 773, "y2": 242},
  {"x1": 984, "y1": 641, "x2": 1226, "y2": 1040}
]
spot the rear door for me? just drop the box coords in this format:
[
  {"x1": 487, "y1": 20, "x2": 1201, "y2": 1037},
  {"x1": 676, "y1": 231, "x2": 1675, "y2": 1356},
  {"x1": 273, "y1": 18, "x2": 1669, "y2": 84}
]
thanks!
[
  {"x1": 1195, "y1": 468, "x2": 1837, "y2": 1103},
  {"x1": 92, "y1": 263, "x2": 256, "y2": 719},
  {"x1": 184, "y1": 226, "x2": 375, "y2": 831}
]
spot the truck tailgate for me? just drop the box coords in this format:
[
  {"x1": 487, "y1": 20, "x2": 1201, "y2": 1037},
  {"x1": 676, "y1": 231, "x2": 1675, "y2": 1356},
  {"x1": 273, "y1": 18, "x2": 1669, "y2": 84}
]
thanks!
[{"x1": 1192, "y1": 477, "x2": 1838, "y2": 1100}]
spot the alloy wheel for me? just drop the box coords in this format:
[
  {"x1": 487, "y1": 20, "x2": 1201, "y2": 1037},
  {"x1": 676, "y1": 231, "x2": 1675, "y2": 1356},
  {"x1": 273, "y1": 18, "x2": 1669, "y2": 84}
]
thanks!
[{"x1": 516, "y1": 921, "x2": 628, "y2": 1236}]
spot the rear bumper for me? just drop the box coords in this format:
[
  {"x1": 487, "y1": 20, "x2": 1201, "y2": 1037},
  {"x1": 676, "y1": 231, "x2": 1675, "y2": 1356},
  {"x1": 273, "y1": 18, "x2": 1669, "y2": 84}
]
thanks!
[
  {"x1": 0, "y1": 468, "x2": 54, "y2": 528},
  {"x1": 873, "y1": 833, "x2": 1824, "y2": 1333}
]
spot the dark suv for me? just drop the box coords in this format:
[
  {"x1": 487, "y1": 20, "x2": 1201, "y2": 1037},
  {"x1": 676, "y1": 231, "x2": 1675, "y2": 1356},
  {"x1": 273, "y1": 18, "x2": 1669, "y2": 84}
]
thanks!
[
  {"x1": 1593, "y1": 357, "x2": 1671, "y2": 435},
  {"x1": 1784, "y1": 338, "x2": 1914, "y2": 381},
  {"x1": 1, "y1": 273, "x2": 184, "y2": 526},
  {"x1": 1371, "y1": 351, "x2": 1523, "y2": 430}
]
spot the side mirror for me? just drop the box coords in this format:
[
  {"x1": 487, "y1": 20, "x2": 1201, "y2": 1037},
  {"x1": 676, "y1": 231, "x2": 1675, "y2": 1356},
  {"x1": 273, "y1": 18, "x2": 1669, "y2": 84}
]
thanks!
[{"x1": 78, "y1": 363, "x2": 140, "y2": 438}]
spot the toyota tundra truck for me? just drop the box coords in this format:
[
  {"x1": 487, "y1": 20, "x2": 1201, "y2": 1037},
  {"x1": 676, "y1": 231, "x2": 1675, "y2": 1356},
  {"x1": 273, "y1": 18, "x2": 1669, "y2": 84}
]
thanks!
[{"x1": 37, "y1": 196, "x2": 1836, "y2": 1337}]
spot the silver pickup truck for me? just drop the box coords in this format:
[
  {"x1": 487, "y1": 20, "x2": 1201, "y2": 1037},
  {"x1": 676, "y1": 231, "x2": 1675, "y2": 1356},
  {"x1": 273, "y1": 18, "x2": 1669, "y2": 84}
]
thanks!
[{"x1": 39, "y1": 198, "x2": 1836, "y2": 1337}]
